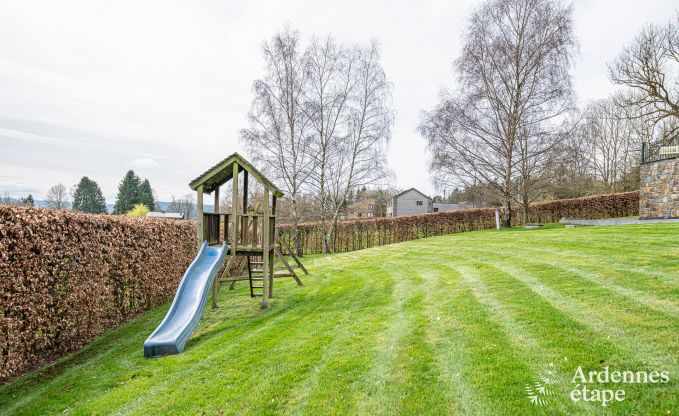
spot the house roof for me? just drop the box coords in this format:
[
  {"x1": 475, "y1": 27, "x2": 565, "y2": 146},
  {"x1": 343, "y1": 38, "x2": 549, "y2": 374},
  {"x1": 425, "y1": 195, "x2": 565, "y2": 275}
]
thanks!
[
  {"x1": 189, "y1": 152, "x2": 284, "y2": 198},
  {"x1": 391, "y1": 187, "x2": 431, "y2": 201}
]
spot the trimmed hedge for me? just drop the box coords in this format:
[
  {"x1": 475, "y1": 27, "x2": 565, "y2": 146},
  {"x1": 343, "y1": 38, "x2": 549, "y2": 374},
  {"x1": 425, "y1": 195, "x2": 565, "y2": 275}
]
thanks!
[
  {"x1": 0, "y1": 206, "x2": 196, "y2": 382},
  {"x1": 278, "y1": 191, "x2": 640, "y2": 255}
]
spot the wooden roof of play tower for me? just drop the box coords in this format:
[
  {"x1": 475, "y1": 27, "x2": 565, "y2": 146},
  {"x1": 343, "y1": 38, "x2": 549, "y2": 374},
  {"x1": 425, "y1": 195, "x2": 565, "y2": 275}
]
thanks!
[{"x1": 189, "y1": 152, "x2": 284, "y2": 197}]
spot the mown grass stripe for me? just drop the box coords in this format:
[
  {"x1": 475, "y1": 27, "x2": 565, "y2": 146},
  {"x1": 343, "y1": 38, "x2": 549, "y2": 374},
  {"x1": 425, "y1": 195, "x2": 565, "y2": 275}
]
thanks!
[
  {"x1": 456, "y1": 246, "x2": 679, "y2": 369},
  {"x1": 461, "y1": 245, "x2": 679, "y2": 318},
  {"x1": 415, "y1": 266, "x2": 492, "y2": 416},
  {"x1": 470, "y1": 257, "x2": 679, "y2": 373}
]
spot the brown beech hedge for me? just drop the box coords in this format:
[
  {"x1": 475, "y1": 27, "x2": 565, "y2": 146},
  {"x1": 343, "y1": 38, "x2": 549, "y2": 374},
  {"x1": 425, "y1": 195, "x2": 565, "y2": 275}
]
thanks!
[
  {"x1": 278, "y1": 191, "x2": 640, "y2": 255},
  {"x1": 0, "y1": 206, "x2": 196, "y2": 382}
]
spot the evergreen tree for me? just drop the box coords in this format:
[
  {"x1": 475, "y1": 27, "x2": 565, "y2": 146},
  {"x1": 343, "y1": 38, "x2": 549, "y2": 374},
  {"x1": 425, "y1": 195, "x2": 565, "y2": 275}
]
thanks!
[
  {"x1": 21, "y1": 194, "x2": 35, "y2": 206},
  {"x1": 138, "y1": 179, "x2": 155, "y2": 211},
  {"x1": 72, "y1": 177, "x2": 107, "y2": 213},
  {"x1": 113, "y1": 170, "x2": 142, "y2": 214}
]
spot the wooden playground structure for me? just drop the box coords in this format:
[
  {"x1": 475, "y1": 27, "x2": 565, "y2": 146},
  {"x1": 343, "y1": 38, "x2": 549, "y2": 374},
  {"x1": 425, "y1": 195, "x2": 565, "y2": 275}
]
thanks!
[{"x1": 189, "y1": 152, "x2": 306, "y2": 308}]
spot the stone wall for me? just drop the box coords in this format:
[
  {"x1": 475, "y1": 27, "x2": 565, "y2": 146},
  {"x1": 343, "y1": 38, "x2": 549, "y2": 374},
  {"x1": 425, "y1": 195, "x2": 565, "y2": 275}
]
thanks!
[{"x1": 640, "y1": 157, "x2": 679, "y2": 218}]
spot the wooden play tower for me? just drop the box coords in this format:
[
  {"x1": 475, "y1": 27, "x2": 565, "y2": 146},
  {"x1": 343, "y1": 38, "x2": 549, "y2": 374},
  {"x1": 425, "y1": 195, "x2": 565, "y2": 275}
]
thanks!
[{"x1": 189, "y1": 152, "x2": 304, "y2": 308}]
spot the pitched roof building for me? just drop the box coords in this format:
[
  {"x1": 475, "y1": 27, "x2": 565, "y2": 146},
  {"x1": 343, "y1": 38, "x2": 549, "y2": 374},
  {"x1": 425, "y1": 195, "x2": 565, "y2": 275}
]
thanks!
[{"x1": 386, "y1": 188, "x2": 432, "y2": 217}]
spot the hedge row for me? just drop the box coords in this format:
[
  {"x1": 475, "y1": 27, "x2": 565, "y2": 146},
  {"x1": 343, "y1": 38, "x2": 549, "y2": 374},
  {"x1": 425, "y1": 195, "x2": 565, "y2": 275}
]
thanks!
[
  {"x1": 0, "y1": 206, "x2": 196, "y2": 382},
  {"x1": 277, "y1": 191, "x2": 640, "y2": 255}
]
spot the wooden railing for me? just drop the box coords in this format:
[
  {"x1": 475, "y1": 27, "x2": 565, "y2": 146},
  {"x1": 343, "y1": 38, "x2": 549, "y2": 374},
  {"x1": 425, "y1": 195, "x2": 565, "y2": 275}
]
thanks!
[
  {"x1": 203, "y1": 213, "x2": 226, "y2": 246},
  {"x1": 203, "y1": 213, "x2": 274, "y2": 250}
]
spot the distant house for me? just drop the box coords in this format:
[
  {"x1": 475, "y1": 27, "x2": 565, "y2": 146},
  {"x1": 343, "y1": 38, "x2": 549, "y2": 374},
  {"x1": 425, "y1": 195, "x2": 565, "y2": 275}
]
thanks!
[
  {"x1": 386, "y1": 188, "x2": 432, "y2": 217},
  {"x1": 347, "y1": 197, "x2": 386, "y2": 220},
  {"x1": 147, "y1": 212, "x2": 185, "y2": 219}
]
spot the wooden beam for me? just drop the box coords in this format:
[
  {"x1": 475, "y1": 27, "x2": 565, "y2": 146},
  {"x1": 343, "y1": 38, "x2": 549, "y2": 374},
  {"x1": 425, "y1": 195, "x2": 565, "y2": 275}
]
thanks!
[
  {"x1": 228, "y1": 259, "x2": 246, "y2": 290},
  {"x1": 231, "y1": 162, "x2": 239, "y2": 258},
  {"x1": 211, "y1": 186, "x2": 221, "y2": 309},
  {"x1": 189, "y1": 153, "x2": 284, "y2": 197},
  {"x1": 269, "y1": 250, "x2": 275, "y2": 297},
  {"x1": 261, "y1": 187, "x2": 270, "y2": 307},
  {"x1": 196, "y1": 185, "x2": 204, "y2": 250},
  {"x1": 276, "y1": 233, "x2": 308, "y2": 275},
  {"x1": 274, "y1": 246, "x2": 303, "y2": 286},
  {"x1": 243, "y1": 170, "x2": 249, "y2": 214}
]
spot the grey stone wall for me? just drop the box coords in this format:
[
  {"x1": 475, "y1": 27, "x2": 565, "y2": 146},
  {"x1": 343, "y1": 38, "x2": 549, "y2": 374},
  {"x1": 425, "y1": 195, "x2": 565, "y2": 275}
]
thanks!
[{"x1": 640, "y1": 157, "x2": 679, "y2": 218}]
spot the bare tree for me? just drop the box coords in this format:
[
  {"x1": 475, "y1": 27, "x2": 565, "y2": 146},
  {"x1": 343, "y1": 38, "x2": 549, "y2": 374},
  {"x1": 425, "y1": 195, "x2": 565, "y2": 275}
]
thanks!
[
  {"x1": 304, "y1": 38, "x2": 392, "y2": 252},
  {"x1": 585, "y1": 98, "x2": 639, "y2": 192},
  {"x1": 46, "y1": 183, "x2": 70, "y2": 210},
  {"x1": 546, "y1": 119, "x2": 596, "y2": 199},
  {"x1": 169, "y1": 194, "x2": 195, "y2": 219},
  {"x1": 420, "y1": 0, "x2": 576, "y2": 226},
  {"x1": 0, "y1": 192, "x2": 18, "y2": 205},
  {"x1": 325, "y1": 43, "x2": 392, "y2": 245},
  {"x1": 240, "y1": 27, "x2": 313, "y2": 254},
  {"x1": 516, "y1": 127, "x2": 557, "y2": 222},
  {"x1": 303, "y1": 36, "x2": 355, "y2": 252},
  {"x1": 610, "y1": 16, "x2": 679, "y2": 135}
]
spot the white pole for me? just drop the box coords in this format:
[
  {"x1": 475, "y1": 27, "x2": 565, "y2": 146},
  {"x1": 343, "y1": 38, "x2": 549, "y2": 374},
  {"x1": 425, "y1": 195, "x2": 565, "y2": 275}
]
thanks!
[{"x1": 495, "y1": 208, "x2": 500, "y2": 230}]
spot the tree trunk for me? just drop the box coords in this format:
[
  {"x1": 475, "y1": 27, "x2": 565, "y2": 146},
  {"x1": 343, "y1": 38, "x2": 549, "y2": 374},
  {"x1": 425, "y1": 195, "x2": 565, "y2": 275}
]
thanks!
[
  {"x1": 290, "y1": 196, "x2": 303, "y2": 256},
  {"x1": 502, "y1": 193, "x2": 512, "y2": 228},
  {"x1": 503, "y1": 156, "x2": 513, "y2": 228}
]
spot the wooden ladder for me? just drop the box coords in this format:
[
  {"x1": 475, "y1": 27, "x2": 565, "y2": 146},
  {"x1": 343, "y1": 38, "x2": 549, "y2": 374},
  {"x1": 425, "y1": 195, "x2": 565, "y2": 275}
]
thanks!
[{"x1": 247, "y1": 256, "x2": 265, "y2": 298}]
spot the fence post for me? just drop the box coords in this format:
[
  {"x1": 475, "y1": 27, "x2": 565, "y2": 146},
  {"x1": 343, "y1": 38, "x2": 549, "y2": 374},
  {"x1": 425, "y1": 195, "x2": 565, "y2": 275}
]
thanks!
[{"x1": 495, "y1": 208, "x2": 500, "y2": 230}]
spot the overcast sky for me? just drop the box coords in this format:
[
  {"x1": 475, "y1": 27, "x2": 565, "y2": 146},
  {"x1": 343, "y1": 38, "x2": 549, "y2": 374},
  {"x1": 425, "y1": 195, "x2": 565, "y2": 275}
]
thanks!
[{"x1": 1, "y1": 0, "x2": 676, "y2": 202}]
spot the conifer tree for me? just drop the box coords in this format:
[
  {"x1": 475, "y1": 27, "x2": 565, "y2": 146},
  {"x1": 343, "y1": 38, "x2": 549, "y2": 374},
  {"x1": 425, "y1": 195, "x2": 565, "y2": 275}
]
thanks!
[
  {"x1": 72, "y1": 177, "x2": 108, "y2": 213},
  {"x1": 138, "y1": 179, "x2": 155, "y2": 211},
  {"x1": 113, "y1": 170, "x2": 142, "y2": 214}
]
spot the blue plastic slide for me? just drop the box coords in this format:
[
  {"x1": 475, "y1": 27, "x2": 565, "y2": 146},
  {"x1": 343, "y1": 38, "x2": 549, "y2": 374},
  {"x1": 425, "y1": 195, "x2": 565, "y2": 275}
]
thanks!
[{"x1": 144, "y1": 241, "x2": 228, "y2": 358}]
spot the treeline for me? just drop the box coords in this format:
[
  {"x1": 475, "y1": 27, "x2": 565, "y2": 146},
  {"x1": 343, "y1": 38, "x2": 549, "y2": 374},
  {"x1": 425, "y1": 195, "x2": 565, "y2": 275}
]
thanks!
[{"x1": 1, "y1": 170, "x2": 161, "y2": 216}]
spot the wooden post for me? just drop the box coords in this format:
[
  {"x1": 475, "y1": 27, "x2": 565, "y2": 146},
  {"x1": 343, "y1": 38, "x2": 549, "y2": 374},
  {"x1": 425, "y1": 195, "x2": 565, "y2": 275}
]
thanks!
[
  {"x1": 261, "y1": 187, "x2": 270, "y2": 307},
  {"x1": 268, "y1": 249, "x2": 274, "y2": 297},
  {"x1": 196, "y1": 185, "x2": 204, "y2": 250},
  {"x1": 211, "y1": 185, "x2": 220, "y2": 309},
  {"x1": 231, "y1": 162, "x2": 239, "y2": 256},
  {"x1": 265, "y1": 195, "x2": 276, "y2": 298},
  {"x1": 243, "y1": 170, "x2": 249, "y2": 214}
]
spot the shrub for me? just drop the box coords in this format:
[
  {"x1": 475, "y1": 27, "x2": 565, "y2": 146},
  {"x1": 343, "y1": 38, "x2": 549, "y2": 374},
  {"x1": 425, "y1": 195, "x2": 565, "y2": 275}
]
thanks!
[
  {"x1": 0, "y1": 206, "x2": 196, "y2": 382},
  {"x1": 127, "y1": 203, "x2": 149, "y2": 218}
]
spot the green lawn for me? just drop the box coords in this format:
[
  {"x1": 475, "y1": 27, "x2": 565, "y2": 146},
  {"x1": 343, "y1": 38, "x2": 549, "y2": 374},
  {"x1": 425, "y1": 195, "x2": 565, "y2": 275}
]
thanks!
[{"x1": 2, "y1": 224, "x2": 678, "y2": 415}]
